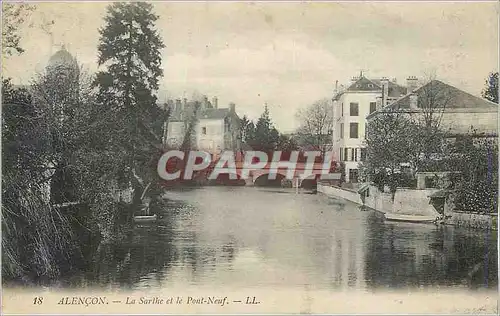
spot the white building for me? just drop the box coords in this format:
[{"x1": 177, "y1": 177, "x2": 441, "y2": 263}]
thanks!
[
  {"x1": 164, "y1": 96, "x2": 241, "y2": 156},
  {"x1": 332, "y1": 74, "x2": 408, "y2": 182}
]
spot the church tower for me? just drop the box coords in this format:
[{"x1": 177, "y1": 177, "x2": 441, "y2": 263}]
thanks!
[{"x1": 46, "y1": 44, "x2": 79, "y2": 80}]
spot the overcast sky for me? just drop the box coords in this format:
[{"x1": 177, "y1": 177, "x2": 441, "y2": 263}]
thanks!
[{"x1": 3, "y1": 2, "x2": 498, "y2": 132}]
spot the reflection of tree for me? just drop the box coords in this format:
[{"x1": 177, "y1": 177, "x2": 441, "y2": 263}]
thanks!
[
  {"x1": 364, "y1": 215, "x2": 498, "y2": 289},
  {"x1": 88, "y1": 223, "x2": 176, "y2": 288},
  {"x1": 178, "y1": 233, "x2": 237, "y2": 281}
]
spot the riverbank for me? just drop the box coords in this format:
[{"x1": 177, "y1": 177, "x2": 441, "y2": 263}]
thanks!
[{"x1": 317, "y1": 182, "x2": 498, "y2": 230}]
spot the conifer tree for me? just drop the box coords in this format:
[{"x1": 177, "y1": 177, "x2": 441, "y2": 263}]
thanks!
[
  {"x1": 95, "y1": 2, "x2": 165, "y2": 199},
  {"x1": 250, "y1": 106, "x2": 280, "y2": 153}
]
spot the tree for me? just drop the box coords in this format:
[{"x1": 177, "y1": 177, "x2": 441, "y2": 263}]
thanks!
[
  {"x1": 482, "y1": 72, "x2": 499, "y2": 104},
  {"x1": 276, "y1": 134, "x2": 299, "y2": 158},
  {"x1": 365, "y1": 77, "x2": 452, "y2": 173},
  {"x1": 1, "y1": 65, "x2": 108, "y2": 281},
  {"x1": 239, "y1": 115, "x2": 255, "y2": 144},
  {"x1": 95, "y1": 2, "x2": 165, "y2": 206},
  {"x1": 295, "y1": 98, "x2": 333, "y2": 156},
  {"x1": 415, "y1": 79, "x2": 453, "y2": 159},
  {"x1": 2, "y1": 3, "x2": 35, "y2": 57},
  {"x1": 446, "y1": 134, "x2": 498, "y2": 213},
  {"x1": 362, "y1": 111, "x2": 419, "y2": 194},
  {"x1": 246, "y1": 106, "x2": 280, "y2": 153}
]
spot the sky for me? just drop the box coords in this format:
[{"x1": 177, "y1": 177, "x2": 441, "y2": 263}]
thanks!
[{"x1": 3, "y1": 1, "x2": 498, "y2": 132}]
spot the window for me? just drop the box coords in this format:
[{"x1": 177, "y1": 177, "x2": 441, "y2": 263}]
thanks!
[
  {"x1": 340, "y1": 123, "x2": 344, "y2": 139},
  {"x1": 360, "y1": 148, "x2": 367, "y2": 161},
  {"x1": 202, "y1": 127, "x2": 207, "y2": 135},
  {"x1": 350, "y1": 123, "x2": 359, "y2": 138},
  {"x1": 369, "y1": 102, "x2": 377, "y2": 114},
  {"x1": 351, "y1": 148, "x2": 355, "y2": 161},
  {"x1": 341, "y1": 103, "x2": 344, "y2": 117},
  {"x1": 339, "y1": 148, "x2": 343, "y2": 161},
  {"x1": 350, "y1": 102, "x2": 359, "y2": 116},
  {"x1": 354, "y1": 148, "x2": 358, "y2": 161},
  {"x1": 344, "y1": 148, "x2": 348, "y2": 162}
]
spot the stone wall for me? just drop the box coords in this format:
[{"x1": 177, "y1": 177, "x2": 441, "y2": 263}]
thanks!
[
  {"x1": 392, "y1": 188, "x2": 441, "y2": 216},
  {"x1": 318, "y1": 183, "x2": 440, "y2": 217},
  {"x1": 318, "y1": 183, "x2": 498, "y2": 231},
  {"x1": 317, "y1": 183, "x2": 363, "y2": 204},
  {"x1": 445, "y1": 211, "x2": 498, "y2": 230}
]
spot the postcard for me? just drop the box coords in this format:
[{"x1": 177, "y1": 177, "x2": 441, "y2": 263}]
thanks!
[{"x1": 1, "y1": 1, "x2": 498, "y2": 314}]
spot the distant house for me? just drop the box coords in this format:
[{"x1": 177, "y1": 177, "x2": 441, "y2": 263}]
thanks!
[
  {"x1": 332, "y1": 74, "x2": 409, "y2": 182},
  {"x1": 366, "y1": 79, "x2": 498, "y2": 138},
  {"x1": 163, "y1": 96, "x2": 241, "y2": 155}
]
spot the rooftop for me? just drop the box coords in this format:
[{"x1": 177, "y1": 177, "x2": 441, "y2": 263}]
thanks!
[
  {"x1": 334, "y1": 76, "x2": 407, "y2": 100},
  {"x1": 168, "y1": 100, "x2": 236, "y2": 121},
  {"x1": 367, "y1": 79, "x2": 498, "y2": 119}
]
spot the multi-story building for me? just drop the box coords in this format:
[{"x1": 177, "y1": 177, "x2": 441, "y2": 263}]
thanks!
[
  {"x1": 164, "y1": 96, "x2": 241, "y2": 156},
  {"x1": 332, "y1": 74, "x2": 408, "y2": 182}
]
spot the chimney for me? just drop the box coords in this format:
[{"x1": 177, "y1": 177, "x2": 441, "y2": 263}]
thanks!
[
  {"x1": 212, "y1": 96, "x2": 218, "y2": 109},
  {"x1": 376, "y1": 96, "x2": 383, "y2": 110},
  {"x1": 229, "y1": 102, "x2": 236, "y2": 113},
  {"x1": 175, "y1": 99, "x2": 181, "y2": 112},
  {"x1": 407, "y1": 76, "x2": 419, "y2": 93},
  {"x1": 380, "y1": 77, "x2": 389, "y2": 106},
  {"x1": 334, "y1": 80, "x2": 338, "y2": 95},
  {"x1": 167, "y1": 99, "x2": 174, "y2": 111},
  {"x1": 409, "y1": 94, "x2": 418, "y2": 109},
  {"x1": 202, "y1": 95, "x2": 208, "y2": 109}
]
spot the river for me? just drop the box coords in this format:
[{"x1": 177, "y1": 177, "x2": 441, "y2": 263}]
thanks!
[{"x1": 57, "y1": 186, "x2": 497, "y2": 292}]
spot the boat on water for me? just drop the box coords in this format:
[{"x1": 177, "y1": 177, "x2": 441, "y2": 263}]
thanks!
[
  {"x1": 384, "y1": 213, "x2": 441, "y2": 223},
  {"x1": 133, "y1": 214, "x2": 158, "y2": 222},
  {"x1": 133, "y1": 183, "x2": 158, "y2": 223}
]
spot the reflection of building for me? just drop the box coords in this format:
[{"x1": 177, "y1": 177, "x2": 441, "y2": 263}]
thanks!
[
  {"x1": 332, "y1": 74, "x2": 408, "y2": 182},
  {"x1": 329, "y1": 228, "x2": 366, "y2": 289},
  {"x1": 164, "y1": 96, "x2": 241, "y2": 155}
]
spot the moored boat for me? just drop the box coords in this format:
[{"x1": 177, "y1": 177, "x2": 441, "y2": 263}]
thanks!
[
  {"x1": 133, "y1": 214, "x2": 158, "y2": 222},
  {"x1": 384, "y1": 213, "x2": 440, "y2": 223}
]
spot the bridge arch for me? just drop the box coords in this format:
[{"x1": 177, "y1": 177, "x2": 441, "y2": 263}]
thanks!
[
  {"x1": 300, "y1": 174, "x2": 319, "y2": 189},
  {"x1": 211, "y1": 172, "x2": 246, "y2": 186},
  {"x1": 253, "y1": 171, "x2": 289, "y2": 187}
]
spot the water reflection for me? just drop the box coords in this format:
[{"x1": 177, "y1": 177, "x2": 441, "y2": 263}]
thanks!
[{"x1": 62, "y1": 187, "x2": 496, "y2": 292}]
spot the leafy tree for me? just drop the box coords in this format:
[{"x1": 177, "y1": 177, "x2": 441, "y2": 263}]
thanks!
[
  {"x1": 451, "y1": 135, "x2": 498, "y2": 213},
  {"x1": 94, "y1": 2, "x2": 165, "y2": 206},
  {"x1": 1, "y1": 67, "x2": 104, "y2": 281},
  {"x1": 363, "y1": 78, "x2": 452, "y2": 191},
  {"x1": 275, "y1": 133, "x2": 299, "y2": 161},
  {"x1": 362, "y1": 112, "x2": 418, "y2": 193},
  {"x1": 482, "y1": 72, "x2": 499, "y2": 104}
]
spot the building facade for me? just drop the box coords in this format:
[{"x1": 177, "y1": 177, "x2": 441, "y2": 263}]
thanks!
[
  {"x1": 164, "y1": 96, "x2": 241, "y2": 156},
  {"x1": 332, "y1": 75, "x2": 408, "y2": 182}
]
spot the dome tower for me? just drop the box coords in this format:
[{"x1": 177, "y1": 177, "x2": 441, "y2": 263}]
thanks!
[{"x1": 46, "y1": 45, "x2": 79, "y2": 78}]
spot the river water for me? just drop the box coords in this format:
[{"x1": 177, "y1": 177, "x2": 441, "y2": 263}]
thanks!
[{"x1": 67, "y1": 187, "x2": 497, "y2": 292}]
